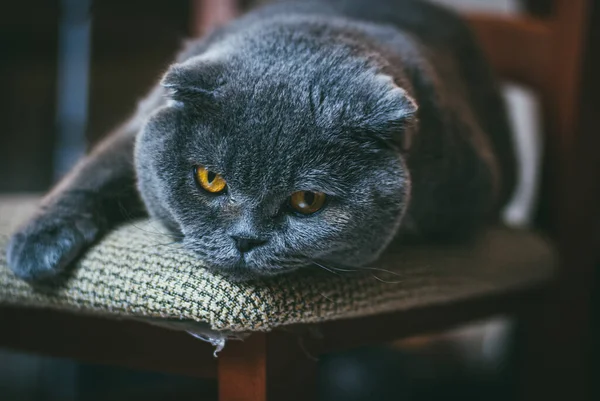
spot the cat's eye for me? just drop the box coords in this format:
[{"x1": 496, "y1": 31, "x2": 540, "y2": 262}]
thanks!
[
  {"x1": 194, "y1": 166, "x2": 227, "y2": 194},
  {"x1": 289, "y1": 191, "x2": 327, "y2": 215}
]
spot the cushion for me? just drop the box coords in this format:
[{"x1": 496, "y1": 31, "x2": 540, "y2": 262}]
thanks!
[{"x1": 0, "y1": 195, "x2": 555, "y2": 333}]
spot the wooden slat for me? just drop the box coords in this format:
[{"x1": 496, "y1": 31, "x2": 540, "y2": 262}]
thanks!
[
  {"x1": 542, "y1": 1, "x2": 594, "y2": 399},
  {"x1": 466, "y1": 14, "x2": 553, "y2": 91},
  {"x1": 304, "y1": 284, "x2": 550, "y2": 354},
  {"x1": 533, "y1": 0, "x2": 590, "y2": 236},
  {"x1": 548, "y1": 0, "x2": 590, "y2": 177},
  {"x1": 0, "y1": 307, "x2": 217, "y2": 379}
]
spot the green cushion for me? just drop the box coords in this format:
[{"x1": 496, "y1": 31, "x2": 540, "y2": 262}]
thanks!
[{"x1": 0, "y1": 195, "x2": 555, "y2": 332}]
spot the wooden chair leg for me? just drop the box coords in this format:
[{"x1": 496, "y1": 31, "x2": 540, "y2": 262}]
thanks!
[{"x1": 218, "y1": 331, "x2": 318, "y2": 401}]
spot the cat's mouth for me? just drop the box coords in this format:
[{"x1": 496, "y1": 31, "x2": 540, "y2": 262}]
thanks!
[
  {"x1": 182, "y1": 239, "x2": 307, "y2": 280},
  {"x1": 214, "y1": 262, "x2": 300, "y2": 282}
]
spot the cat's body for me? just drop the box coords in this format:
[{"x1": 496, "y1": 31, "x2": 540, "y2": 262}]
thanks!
[{"x1": 7, "y1": 0, "x2": 515, "y2": 281}]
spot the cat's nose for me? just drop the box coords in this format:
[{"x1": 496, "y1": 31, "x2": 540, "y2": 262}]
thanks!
[{"x1": 231, "y1": 235, "x2": 267, "y2": 253}]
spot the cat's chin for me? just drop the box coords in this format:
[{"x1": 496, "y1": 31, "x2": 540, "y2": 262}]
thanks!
[{"x1": 209, "y1": 262, "x2": 300, "y2": 283}]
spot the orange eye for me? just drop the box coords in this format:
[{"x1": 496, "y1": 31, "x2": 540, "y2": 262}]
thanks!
[
  {"x1": 195, "y1": 166, "x2": 227, "y2": 194},
  {"x1": 289, "y1": 191, "x2": 327, "y2": 215}
]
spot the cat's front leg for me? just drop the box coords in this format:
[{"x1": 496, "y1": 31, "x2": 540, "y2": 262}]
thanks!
[
  {"x1": 7, "y1": 194, "x2": 107, "y2": 280},
  {"x1": 6, "y1": 128, "x2": 143, "y2": 281}
]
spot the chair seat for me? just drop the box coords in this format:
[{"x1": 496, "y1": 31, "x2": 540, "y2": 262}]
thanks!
[{"x1": 0, "y1": 195, "x2": 556, "y2": 333}]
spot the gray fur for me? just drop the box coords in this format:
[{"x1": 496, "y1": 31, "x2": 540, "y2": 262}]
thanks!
[{"x1": 7, "y1": 0, "x2": 514, "y2": 281}]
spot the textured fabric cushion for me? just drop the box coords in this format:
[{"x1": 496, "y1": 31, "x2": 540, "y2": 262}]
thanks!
[{"x1": 0, "y1": 195, "x2": 555, "y2": 333}]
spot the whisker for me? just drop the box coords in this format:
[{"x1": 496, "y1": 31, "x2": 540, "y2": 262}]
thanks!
[
  {"x1": 311, "y1": 261, "x2": 339, "y2": 276},
  {"x1": 128, "y1": 220, "x2": 184, "y2": 240},
  {"x1": 312, "y1": 261, "x2": 404, "y2": 284},
  {"x1": 153, "y1": 240, "x2": 185, "y2": 249},
  {"x1": 117, "y1": 200, "x2": 184, "y2": 240},
  {"x1": 328, "y1": 262, "x2": 404, "y2": 278},
  {"x1": 357, "y1": 266, "x2": 403, "y2": 278},
  {"x1": 370, "y1": 273, "x2": 403, "y2": 284},
  {"x1": 323, "y1": 265, "x2": 358, "y2": 273}
]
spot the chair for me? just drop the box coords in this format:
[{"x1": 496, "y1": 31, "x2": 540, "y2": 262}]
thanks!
[{"x1": 0, "y1": 0, "x2": 594, "y2": 400}]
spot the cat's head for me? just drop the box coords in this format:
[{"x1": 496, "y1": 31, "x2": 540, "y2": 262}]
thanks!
[{"x1": 135, "y1": 35, "x2": 417, "y2": 281}]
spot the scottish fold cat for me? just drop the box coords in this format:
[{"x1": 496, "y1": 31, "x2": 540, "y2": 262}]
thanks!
[{"x1": 7, "y1": 0, "x2": 515, "y2": 281}]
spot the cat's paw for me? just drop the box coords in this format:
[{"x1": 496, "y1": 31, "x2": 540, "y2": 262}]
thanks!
[{"x1": 6, "y1": 213, "x2": 100, "y2": 281}]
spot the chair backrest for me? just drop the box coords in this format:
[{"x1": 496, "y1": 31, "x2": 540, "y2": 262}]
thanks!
[{"x1": 465, "y1": 0, "x2": 589, "y2": 232}]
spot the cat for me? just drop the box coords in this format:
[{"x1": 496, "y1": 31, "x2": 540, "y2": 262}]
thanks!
[{"x1": 7, "y1": 0, "x2": 515, "y2": 282}]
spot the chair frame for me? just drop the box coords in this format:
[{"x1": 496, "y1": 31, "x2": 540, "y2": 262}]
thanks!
[{"x1": 1, "y1": 0, "x2": 595, "y2": 400}]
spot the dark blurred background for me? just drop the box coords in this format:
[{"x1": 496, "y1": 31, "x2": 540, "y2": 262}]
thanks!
[
  {"x1": 0, "y1": 0, "x2": 598, "y2": 400},
  {"x1": 0, "y1": 0, "x2": 192, "y2": 192}
]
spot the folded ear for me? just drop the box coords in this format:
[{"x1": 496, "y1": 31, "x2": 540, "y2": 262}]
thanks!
[
  {"x1": 161, "y1": 56, "x2": 225, "y2": 103},
  {"x1": 361, "y1": 74, "x2": 418, "y2": 150}
]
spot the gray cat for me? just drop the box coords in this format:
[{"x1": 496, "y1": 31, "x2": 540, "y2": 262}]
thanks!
[{"x1": 7, "y1": 0, "x2": 515, "y2": 282}]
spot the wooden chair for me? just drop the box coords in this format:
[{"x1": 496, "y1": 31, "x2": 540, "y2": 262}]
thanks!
[{"x1": 0, "y1": 1, "x2": 595, "y2": 400}]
